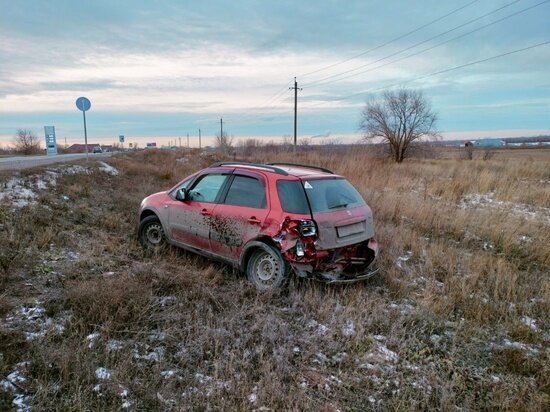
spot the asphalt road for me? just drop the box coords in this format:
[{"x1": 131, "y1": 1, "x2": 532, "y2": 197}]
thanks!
[{"x1": 0, "y1": 152, "x2": 112, "y2": 171}]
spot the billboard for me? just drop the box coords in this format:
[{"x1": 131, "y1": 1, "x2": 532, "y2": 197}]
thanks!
[
  {"x1": 44, "y1": 126, "x2": 58, "y2": 155},
  {"x1": 146, "y1": 142, "x2": 157, "y2": 148}
]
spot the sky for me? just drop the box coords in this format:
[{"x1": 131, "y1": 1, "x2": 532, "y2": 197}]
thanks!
[{"x1": 1, "y1": 0, "x2": 549, "y2": 147}]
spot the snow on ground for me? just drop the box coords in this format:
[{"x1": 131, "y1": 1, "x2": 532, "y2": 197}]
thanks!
[
  {"x1": 395, "y1": 251, "x2": 413, "y2": 269},
  {"x1": 0, "y1": 162, "x2": 118, "y2": 208},
  {"x1": 1, "y1": 362, "x2": 31, "y2": 412},
  {"x1": 306, "y1": 319, "x2": 329, "y2": 336},
  {"x1": 3, "y1": 302, "x2": 68, "y2": 343},
  {"x1": 341, "y1": 319, "x2": 356, "y2": 337},
  {"x1": 459, "y1": 192, "x2": 550, "y2": 224},
  {"x1": 520, "y1": 316, "x2": 540, "y2": 332},
  {"x1": 95, "y1": 367, "x2": 112, "y2": 380},
  {"x1": 98, "y1": 161, "x2": 119, "y2": 175}
]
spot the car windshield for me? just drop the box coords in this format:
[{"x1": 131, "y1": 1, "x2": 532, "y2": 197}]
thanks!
[{"x1": 277, "y1": 178, "x2": 365, "y2": 214}]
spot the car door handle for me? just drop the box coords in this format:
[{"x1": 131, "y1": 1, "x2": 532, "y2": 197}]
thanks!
[
  {"x1": 201, "y1": 209, "x2": 211, "y2": 216},
  {"x1": 248, "y1": 217, "x2": 261, "y2": 224}
]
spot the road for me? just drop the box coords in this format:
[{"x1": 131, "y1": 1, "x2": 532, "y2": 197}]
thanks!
[{"x1": 0, "y1": 152, "x2": 112, "y2": 171}]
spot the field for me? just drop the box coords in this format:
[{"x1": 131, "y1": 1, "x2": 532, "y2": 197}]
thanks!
[{"x1": 1, "y1": 147, "x2": 549, "y2": 411}]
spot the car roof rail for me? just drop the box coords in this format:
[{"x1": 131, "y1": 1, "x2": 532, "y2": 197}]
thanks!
[
  {"x1": 209, "y1": 161, "x2": 289, "y2": 176},
  {"x1": 265, "y1": 162, "x2": 334, "y2": 174}
]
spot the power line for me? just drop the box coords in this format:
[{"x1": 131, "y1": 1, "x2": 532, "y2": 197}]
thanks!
[
  {"x1": 223, "y1": 82, "x2": 294, "y2": 126},
  {"x1": 302, "y1": 41, "x2": 550, "y2": 108},
  {"x1": 302, "y1": 0, "x2": 523, "y2": 87},
  {"x1": 306, "y1": 0, "x2": 549, "y2": 89},
  {"x1": 299, "y1": 0, "x2": 482, "y2": 78}
]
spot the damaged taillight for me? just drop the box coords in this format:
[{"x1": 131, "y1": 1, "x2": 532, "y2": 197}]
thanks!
[
  {"x1": 274, "y1": 218, "x2": 318, "y2": 261},
  {"x1": 295, "y1": 240, "x2": 305, "y2": 257},
  {"x1": 299, "y1": 219, "x2": 317, "y2": 237}
]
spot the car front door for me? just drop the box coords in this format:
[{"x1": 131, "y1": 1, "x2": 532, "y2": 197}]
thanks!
[
  {"x1": 210, "y1": 172, "x2": 270, "y2": 261},
  {"x1": 168, "y1": 172, "x2": 230, "y2": 252}
]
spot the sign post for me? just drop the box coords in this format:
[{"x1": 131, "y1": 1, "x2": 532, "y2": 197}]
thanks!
[
  {"x1": 119, "y1": 135, "x2": 125, "y2": 150},
  {"x1": 44, "y1": 126, "x2": 58, "y2": 155},
  {"x1": 75, "y1": 97, "x2": 91, "y2": 161}
]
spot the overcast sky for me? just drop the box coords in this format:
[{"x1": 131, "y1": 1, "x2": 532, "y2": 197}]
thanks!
[{"x1": 1, "y1": 0, "x2": 549, "y2": 146}]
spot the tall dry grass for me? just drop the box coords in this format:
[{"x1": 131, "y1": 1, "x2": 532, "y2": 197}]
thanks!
[{"x1": 1, "y1": 147, "x2": 548, "y2": 410}]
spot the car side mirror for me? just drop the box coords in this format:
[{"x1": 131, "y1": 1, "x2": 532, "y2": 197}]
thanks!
[{"x1": 175, "y1": 188, "x2": 187, "y2": 201}]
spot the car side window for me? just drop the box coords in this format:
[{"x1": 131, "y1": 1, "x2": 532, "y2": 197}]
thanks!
[
  {"x1": 173, "y1": 177, "x2": 193, "y2": 195},
  {"x1": 224, "y1": 175, "x2": 266, "y2": 208},
  {"x1": 188, "y1": 174, "x2": 228, "y2": 203}
]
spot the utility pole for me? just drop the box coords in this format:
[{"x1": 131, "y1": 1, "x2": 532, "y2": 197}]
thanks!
[
  {"x1": 220, "y1": 118, "x2": 223, "y2": 140},
  {"x1": 187, "y1": 133, "x2": 189, "y2": 147},
  {"x1": 199, "y1": 128, "x2": 201, "y2": 149},
  {"x1": 290, "y1": 77, "x2": 302, "y2": 149},
  {"x1": 179, "y1": 136, "x2": 181, "y2": 148}
]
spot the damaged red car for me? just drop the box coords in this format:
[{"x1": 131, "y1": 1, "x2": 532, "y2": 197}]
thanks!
[{"x1": 138, "y1": 162, "x2": 379, "y2": 290}]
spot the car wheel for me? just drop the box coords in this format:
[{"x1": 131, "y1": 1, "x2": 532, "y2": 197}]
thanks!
[
  {"x1": 246, "y1": 245, "x2": 290, "y2": 290},
  {"x1": 139, "y1": 215, "x2": 166, "y2": 253}
]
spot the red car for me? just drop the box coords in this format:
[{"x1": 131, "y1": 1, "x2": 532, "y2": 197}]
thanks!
[{"x1": 138, "y1": 162, "x2": 379, "y2": 289}]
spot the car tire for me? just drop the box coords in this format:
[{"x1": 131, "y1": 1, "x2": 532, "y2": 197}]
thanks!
[
  {"x1": 139, "y1": 215, "x2": 167, "y2": 253},
  {"x1": 246, "y1": 244, "x2": 290, "y2": 290}
]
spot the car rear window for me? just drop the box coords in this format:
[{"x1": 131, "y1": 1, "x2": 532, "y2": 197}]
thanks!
[
  {"x1": 304, "y1": 178, "x2": 365, "y2": 213},
  {"x1": 277, "y1": 178, "x2": 365, "y2": 215}
]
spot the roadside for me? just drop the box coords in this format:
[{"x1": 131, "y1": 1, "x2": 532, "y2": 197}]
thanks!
[{"x1": 0, "y1": 152, "x2": 112, "y2": 171}]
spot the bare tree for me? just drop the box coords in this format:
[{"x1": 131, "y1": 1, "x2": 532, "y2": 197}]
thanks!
[
  {"x1": 13, "y1": 129, "x2": 42, "y2": 155},
  {"x1": 215, "y1": 132, "x2": 234, "y2": 153},
  {"x1": 360, "y1": 89, "x2": 438, "y2": 163}
]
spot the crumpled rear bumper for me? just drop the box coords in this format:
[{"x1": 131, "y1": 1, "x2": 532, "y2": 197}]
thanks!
[{"x1": 288, "y1": 238, "x2": 379, "y2": 283}]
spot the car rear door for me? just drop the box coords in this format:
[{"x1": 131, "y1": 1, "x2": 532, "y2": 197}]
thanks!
[
  {"x1": 167, "y1": 172, "x2": 230, "y2": 252},
  {"x1": 301, "y1": 178, "x2": 374, "y2": 250},
  {"x1": 209, "y1": 172, "x2": 270, "y2": 261}
]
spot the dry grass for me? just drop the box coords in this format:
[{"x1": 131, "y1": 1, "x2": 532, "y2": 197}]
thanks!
[{"x1": 0, "y1": 147, "x2": 548, "y2": 411}]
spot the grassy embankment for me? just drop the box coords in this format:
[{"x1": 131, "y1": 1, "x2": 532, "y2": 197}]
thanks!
[{"x1": 1, "y1": 147, "x2": 548, "y2": 410}]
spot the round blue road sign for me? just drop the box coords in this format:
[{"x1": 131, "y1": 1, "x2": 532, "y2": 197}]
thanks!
[{"x1": 76, "y1": 96, "x2": 91, "y2": 112}]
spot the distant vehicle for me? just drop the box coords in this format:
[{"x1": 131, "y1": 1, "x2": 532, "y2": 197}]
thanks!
[
  {"x1": 93, "y1": 146, "x2": 103, "y2": 153},
  {"x1": 138, "y1": 162, "x2": 379, "y2": 290}
]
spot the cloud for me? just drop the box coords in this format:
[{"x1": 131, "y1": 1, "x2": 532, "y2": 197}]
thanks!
[{"x1": 1, "y1": 0, "x2": 549, "y2": 139}]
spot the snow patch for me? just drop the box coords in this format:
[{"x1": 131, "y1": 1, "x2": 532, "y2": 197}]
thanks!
[
  {"x1": 248, "y1": 386, "x2": 258, "y2": 403},
  {"x1": 306, "y1": 319, "x2": 329, "y2": 335},
  {"x1": 520, "y1": 316, "x2": 540, "y2": 332},
  {"x1": 357, "y1": 341, "x2": 400, "y2": 370},
  {"x1": 98, "y1": 161, "x2": 119, "y2": 176},
  {"x1": 160, "y1": 369, "x2": 178, "y2": 379},
  {"x1": 342, "y1": 319, "x2": 356, "y2": 337},
  {"x1": 95, "y1": 367, "x2": 112, "y2": 380},
  {"x1": 0, "y1": 164, "x2": 95, "y2": 208},
  {"x1": 459, "y1": 192, "x2": 550, "y2": 224},
  {"x1": 396, "y1": 251, "x2": 412, "y2": 269},
  {"x1": 106, "y1": 340, "x2": 124, "y2": 352}
]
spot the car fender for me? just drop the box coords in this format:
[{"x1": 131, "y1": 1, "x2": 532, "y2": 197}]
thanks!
[
  {"x1": 139, "y1": 206, "x2": 171, "y2": 240},
  {"x1": 239, "y1": 238, "x2": 280, "y2": 272}
]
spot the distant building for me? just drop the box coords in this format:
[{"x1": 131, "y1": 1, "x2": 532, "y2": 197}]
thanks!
[
  {"x1": 474, "y1": 139, "x2": 505, "y2": 148},
  {"x1": 502, "y1": 136, "x2": 550, "y2": 146}
]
